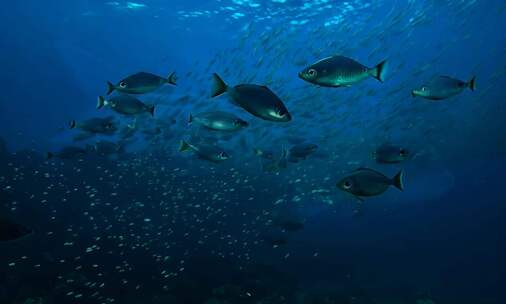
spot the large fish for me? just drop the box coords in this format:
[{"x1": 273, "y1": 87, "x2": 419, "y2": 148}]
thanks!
[
  {"x1": 337, "y1": 168, "x2": 404, "y2": 200},
  {"x1": 97, "y1": 95, "x2": 155, "y2": 117},
  {"x1": 373, "y1": 144, "x2": 409, "y2": 164},
  {"x1": 253, "y1": 148, "x2": 275, "y2": 160},
  {"x1": 178, "y1": 140, "x2": 230, "y2": 163},
  {"x1": 412, "y1": 75, "x2": 476, "y2": 100},
  {"x1": 69, "y1": 116, "x2": 117, "y2": 135},
  {"x1": 107, "y1": 71, "x2": 177, "y2": 95},
  {"x1": 287, "y1": 143, "x2": 318, "y2": 162},
  {"x1": 88, "y1": 140, "x2": 123, "y2": 156},
  {"x1": 299, "y1": 55, "x2": 387, "y2": 87},
  {"x1": 189, "y1": 111, "x2": 248, "y2": 131},
  {"x1": 211, "y1": 73, "x2": 291, "y2": 122},
  {"x1": 47, "y1": 146, "x2": 87, "y2": 160},
  {"x1": 261, "y1": 149, "x2": 288, "y2": 172}
]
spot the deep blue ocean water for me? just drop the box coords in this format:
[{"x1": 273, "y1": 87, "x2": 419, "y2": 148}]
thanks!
[{"x1": 1, "y1": 1, "x2": 505, "y2": 303}]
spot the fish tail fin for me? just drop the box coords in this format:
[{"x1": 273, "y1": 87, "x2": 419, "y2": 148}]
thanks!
[
  {"x1": 253, "y1": 148, "x2": 262, "y2": 156},
  {"x1": 106, "y1": 81, "x2": 115, "y2": 95},
  {"x1": 392, "y1": 170, "x2": 404, "y2": 191},
  {"x1": 149, "y1": 105, "x2": 155, "y2": 117},
  {"x1": 96, "y1": 96, "x2": 106, "y2": 109},
  {"x1": 468, "y1": 76, "x2": 476, "y2": 91},
  {"x1": 128, "y1": 118, "x2": 137, "y2": 129},
  {"x1": 178, "y1": 140, "x2": 191, "y2": 152},
  {"x1": 282, "y1": 147, "x2": 290, "y2": 159},
  {"x1": 167, "y1": 72, "x2": 177, "y2": 85},
  {"x1": 69, "y1": 120, "x2": 76, "y2": 129},
  {"x1": 278, "y1": 148, "x2": 288, "y2": 168},
  {"x1": 85, "y1": 144, "x2": 95, "y2": 152},
  {"x1": 46, "y1": 152, "x2": 54, "y2": 160},
  {"x1": 211, "y1": 73, "x2": 228, "y2": 97},
  {"x1": 370, "y1": 60, "x2": 388, "y2": 82},
  {"x1": 188, "y1": 113, "x2": 193, "y2": 124}
]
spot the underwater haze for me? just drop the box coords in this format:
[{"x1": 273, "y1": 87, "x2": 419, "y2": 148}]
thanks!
[{"x1": 1, "y1": 0, "x2": 506, "y2": 303}]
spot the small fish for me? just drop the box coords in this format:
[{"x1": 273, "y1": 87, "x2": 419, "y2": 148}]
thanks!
[
  {"x1": 189, "y1": 111, "x2": 248, "y2": 131},
  {"x1": 211, "y1": 73, "x2": 291, "y2": 122},
  {"x1": 47, "y1": 146, "x2": 87, "y2": 160},
  {"x1": 0, "y1": 218, "x2": 33, "y2": 242},
  {"x1": 373, "y1": 144, "x2": 409, "y2": 164},
  {"x1": 337, "y1": 168, "x2": 404, "y2": 200},
  {"x1": 299, "y1": 55, "x2": 388, "y2": 87},
  {"x1": 107, "y1": 71, "x2": 177, "y2": 95},
  {"x1": 270, "y1": 238, "x2": 288, "y2": 247},
  {"x1": 412, "y1": 75, "x2": 476, "y2": 100},
  {"x1": 178, "y1": 140, "x2": 230, "y2": 163},
  {"x1": 97, "y1": 95, "x2": 155, "y2": 117}
]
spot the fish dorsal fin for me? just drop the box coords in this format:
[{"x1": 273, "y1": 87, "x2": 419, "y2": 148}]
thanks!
[
  {"x1": 353, "y1": 167, "x2": 375, "y2": 172},
  {"x1": 353, "y1": 167, "x2": 382, "y2": 175}
]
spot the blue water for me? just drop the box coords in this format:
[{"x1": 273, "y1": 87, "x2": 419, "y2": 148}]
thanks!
[{"x1": 1, "y1": 0, "x2": 505, "y2": 303}]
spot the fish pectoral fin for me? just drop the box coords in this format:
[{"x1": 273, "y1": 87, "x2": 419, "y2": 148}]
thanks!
[
  {"x1": 353, "y1": 204, "x2": 365, "y2": 218},
  {"x1": 353, "y1": 195, "x2": 365, "y2": 202}
]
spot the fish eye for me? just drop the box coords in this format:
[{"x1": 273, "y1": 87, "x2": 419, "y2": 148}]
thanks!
[
  {"x1": 421, "y1": 87, "x2": 426, "y2": 91},
  {"x1": 119, "y1": 81, "x2": 127, "y2": 88},
  {"x1": 400, "y1": 148, "x2": 408, "y2": 156},
  {"x1": 307, "y1": 69, "x2": 317, "y2": 77},
  {"x1": 219, "y1": 152, "x2": 228, "y2": 159},
  {"x1": 343, "y1": 180, "x2": 352, "y2": 190}
]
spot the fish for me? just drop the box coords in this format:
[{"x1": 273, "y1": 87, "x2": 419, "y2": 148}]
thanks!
[
  {"x1": 337, "y1": 168, "x2": 404, "y2": 200},
  {"x1": 0, "y1": 217, "x2": 33, "y2": 242},
  {"x1": 276, "y1": 220, "x2": 304, "y2": 232},
  {"x1": 261, "y1": 149, "x2": 288, "y2": 172},
  {"x1": 287, "y1": 143, "x2": 318, "y2": 162},
  {"x1": 211, "y1": 73, "x2": 291, "y2": 122},
  {"x1": 107, "y1": 71, "x2": 177, "y2": 95},
  {"x1": 189, "y1": 111, "x2": 248, "y2": 131},
  {"x1": 47, "y1": 146, "x2": 87, "y2": 160},
  {"x1": 72, "y1": 132, "x2": 95, "y2": 142},
  {"x1": 178, "y1": 140, "x2": 230, "y2": 163},
  {"x1": 269, "y1": 238, "x2": 288, "y2": 247},
  {"x1": 69, "y1": 116, "x2": 117, "y2": 135},
  {"x1": 88, "y1": 140, "x2": 123, "y2": 156},
  {"x1": 412, "y1": 75, "x2": 476, "y2": 100},
  {"x1": 373, "y1": 144, "x2": 409, "y2": 164},
  {"x1": 299, "y1": 55, "x2": 388, "y2": 87},
  {"x1": 0, "y1": 136, "x2": 6, "y2": 156},
  {"x1": 253, "y1": 148, "x2": 274, "y2": 160},
  {"x1": 97, "y1": 95, "x2": 155, "y2": 117},
  {"x1": 119, "y1": 124, "x2": 137, "y2": 139}
]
